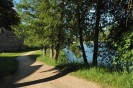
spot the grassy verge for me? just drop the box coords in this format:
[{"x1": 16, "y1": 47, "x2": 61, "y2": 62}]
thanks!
[
  {"x1": 0, "y1": 51, "x2": 31, "y2": 78},
  {"x1": 35, "y1": 50, "x2": 133, "y2": 88},
  {"x1": 70, "y1": 66, "x2": 133, "y2": 88},
  {"x1": 37, "y1": 50, "x2": 67, "y2": 66}
]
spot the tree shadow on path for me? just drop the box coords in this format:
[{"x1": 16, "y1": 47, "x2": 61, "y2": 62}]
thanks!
[
  {"x1": 1, "y1": 54, "x2": 77, "y2": 88},
  {"x1": 11, "y1": 62, "x2": 80, "y2": 88},
  {"x1": 0, "y1": 54, "x2": 42, "y2": 88},
  {"x1": 12, "y1": 68, "x2": 73, "y2": 88}
]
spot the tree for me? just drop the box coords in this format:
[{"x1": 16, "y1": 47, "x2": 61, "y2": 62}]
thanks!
[
  {"x1": 15, "y1": 0, "x2": 133, "y2": 68},
  {"x1": 16, "y1": 0, "x2": 53, "y2": 56},
  {"x1": 53, "y1": 0, "x2": 65, "y2": 60},
  {"x1": 16, "y1": 0, "x2": 68, "y2": 59},
  {"x1": 106, "y1": 0, "x2": 133, "y2": 71},
  {"x1": 0, "y1": 0, "x2": 20, "y2": 30},
  {"x1": 77, "y1": 0, "x2": 88, "y2": 64},
  {"x1": 63, "y1": 0, "x2": 94, "y2": 64},
  {"x1": 92, "y1": 0, "x2": 101, "y2": 66}
]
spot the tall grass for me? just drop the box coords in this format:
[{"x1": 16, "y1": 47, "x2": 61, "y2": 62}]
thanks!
[{"x1": 70, "y1": 66, "x2": 133, "y2": 88}]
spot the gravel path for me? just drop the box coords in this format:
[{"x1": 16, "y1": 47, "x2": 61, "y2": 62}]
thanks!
[{"x1": 1, "y1": 51, "x2": 101, "y2": 88}]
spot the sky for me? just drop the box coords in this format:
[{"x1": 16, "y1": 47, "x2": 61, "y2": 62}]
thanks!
[{"x1": 14, "y1": 0, "x2": 20, "y2": 3}]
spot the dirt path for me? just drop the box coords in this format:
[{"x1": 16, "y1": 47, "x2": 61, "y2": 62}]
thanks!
[{"x1": 2, "y1": 51, "x2": 101, "y2": 88}]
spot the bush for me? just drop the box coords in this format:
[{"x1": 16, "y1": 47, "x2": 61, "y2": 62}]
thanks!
[{"x1": 69, "y1": 44, "x2": 81, "y2": 58}]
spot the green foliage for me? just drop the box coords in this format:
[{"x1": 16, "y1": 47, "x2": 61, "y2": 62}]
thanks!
[
  {"x1": 0, "y1": 0, "x2": 20, "y2": 30},
  {"x1": 107, "y1": 25, "x2": 133, "y2": 72},
  {"x1": 15, "y1": 0, "x2": 67, "y2": 48},
  {"x1": 117, "y1": 29, "x2": 133, "y2": 61},
  {"x1": 15, "y1": 0, "x2": 133, "y2": 71},
  {"x1": 69, "y1": 44, "x2": 81, "y2": 58}
]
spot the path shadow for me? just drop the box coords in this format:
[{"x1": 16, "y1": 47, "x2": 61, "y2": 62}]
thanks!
[
  {"x1": 0, "y1": 54, "x2": 41, "y2": 88},
  {"x1": 1, "y1": 55, "x2": 80, "y2": 88},
  {"x1": 0, "y1": 56, "x2": 18, "y2": 79},
  {"x1": 13, "y1": 55, "x2": 42, "y2": 81},
  {"x1": 10, "y1": 63, "x2": 86, "y2": 88},
  {"x1": 40, "y1": 67, "x2": 58, "y2": 73},
  {"x1": 12, "y1": 67, "x2": 76, "y2": 88}
]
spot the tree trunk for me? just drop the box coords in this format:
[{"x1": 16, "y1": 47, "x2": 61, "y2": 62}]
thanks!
[
  {"x1": 45, "y1": 46, "x2": 47, "y2": 56},
  {"x1": 50, "y1": 45, "x2": 54, "y2": 58},
  {"x1": 53, "y1": 45, "x2": 59, "y2": 61},
  {"x1": 42, "y1": 48, "x2": 45, "y2": 57},
  {"x1": 80, "y1": 38, "x2": 88, "y2": 64},
  {"x1": 56, "y1": 32, "x2": 61, "y2": 60},
  {"x1": 42, "y1": 45, "x2": 47, "y2": 57},
  {"x1": 93, "y1": 0, "x2": 101, "y2": 66},
  {"x1": 78, "y1": 2, "x2": 88, "y2": 65},
  {"x1": 54, "y1": 0, "x2": 64, "y2": 60}
]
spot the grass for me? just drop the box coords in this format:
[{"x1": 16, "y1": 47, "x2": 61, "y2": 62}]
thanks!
[
  {"x1": 70, "y1": 66, "x2": 133, "y2": 88},
  {"x1": 37, "y1": 50, "x2": 68, "y2": 66},
  {"x1": 35, "y1": 50, "x2": 133, "y2": 88},
  {"x1": 0, "y1": 50, "x2": 32, "y2": 78}
]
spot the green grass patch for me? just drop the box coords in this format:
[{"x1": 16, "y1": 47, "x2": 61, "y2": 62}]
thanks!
[
  {"x1": 38, "y1": 55, "x2": 57, "y2": 66},
  {"x1": 37, "y1": 50, "x2": 67, "y2": 66},
  {"x1": 70, "y1": 66, "x2": 133, "y2": 88},
  {"x1": 28, "y1": 50, "x2": 43, "y2": 62}
]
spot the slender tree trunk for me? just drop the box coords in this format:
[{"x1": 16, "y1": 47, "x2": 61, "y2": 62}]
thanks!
[
  {"x1": 54, "y1": 0, "x2": 64, "y2": 60},
  {"x1": 43, "y1": 48, "x2": 45, "y2": 57},
  {"x1": 42, "y1": 45, "x2": 47, "y2": 57},
  {"x1": 79, "y1": 34, "x2": 88, "y2": 64},
  {"x1": 53, "y1": 46, "x2": 59, "y2": 61},
  {"x1": 50, "y1": 45, "x2": 54, "y2": 58},
  {"x1": 78, "y1": 2, "x2": 88, "y2": 65},
  {"x1": 55, "y1": 34, "x2": 61, "y2": 60},
  {"x1": 93, "y1": 0, "x2": 101, "y2": 66},
  {"x1": 45, "y1": 46, "x2": 47, "y2": 56}
]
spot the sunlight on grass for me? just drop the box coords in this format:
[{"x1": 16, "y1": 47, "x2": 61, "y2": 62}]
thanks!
[
  {"x1": 37, "y1": 50, "x2": 67, "y2": 66},
  {"x1": 71, "y1": 67, "x2": 133, "y2": 88}
]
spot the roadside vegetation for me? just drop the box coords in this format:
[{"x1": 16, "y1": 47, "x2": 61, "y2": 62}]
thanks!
[
  {"x1": 71, "y1": 67, "x2": 133, "y2": 88},
  {"x1": 36, "y1": 50, "x2": 67, "y2": 66},
  {"x1": 34, "y1": 50, "x2": 133, "y2": 88}
]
